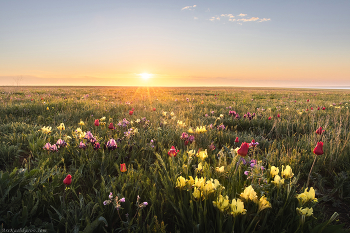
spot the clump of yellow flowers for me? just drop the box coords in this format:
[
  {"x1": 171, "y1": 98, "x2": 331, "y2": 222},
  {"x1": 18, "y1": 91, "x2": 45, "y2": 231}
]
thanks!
[
  {"x1": 258, "y1": 196, "x2": 272, "y2": 212},
  {"x1": 272, "y1": 175, "x2": 285, "y2": 186},
  {"x1": 230, "y1": 199, "x2": 247, "y2": 216},
  {"x1": 175, "y1": 176, "x2": 222, "y2": 200},
  {"x1": 195, "y1": 126, "x2": 207, "y2": 134},
  {"x1": 215, "y1": 166, "x2": 225, "y2": 173},
  {"x1": 57, "y1": 123, "x2": 65, "y2": 131},
  {"x1": 297, "y1": 187, "x2": 318, "y2": 204},
  {"x1": 41, "y1": 126, "x2": 52, "y2": 134},
  {"x1": 240, "y1": 185, "x2": 258, "y2": 202},
  {"x1": 74, "y1": 127, "x2": 86, "y2": 139},
  {"x1": 281, "y1": 165, "x2": 294, "y2": 179},
  {"x1": 100, "y1": 116, "x2": 106, "y2": 126},
  {"x1": 296, "y1": 207, "x2": 313, "y2": 216},
  {"x1": 212, "y1": 195, "x2": 230, "y2": 212},
  {"x1": 270, "y1": 166, "x2": 279, "y2": 177},
  {"x1": 177, "y1": 120, "x2": 186, "y2": 127},
  {"x1": 175, "y1": 176, "x2": 194, "y2": 189},
  {"x1": 270, "y1": 165, "x2": 294, "y2": 186},
  {"x1": 196, "y1": 149, "x2": 208, "y2": 160},
  {"x1": 212, "y1": 185, "x2": 270, "y2": 216}
]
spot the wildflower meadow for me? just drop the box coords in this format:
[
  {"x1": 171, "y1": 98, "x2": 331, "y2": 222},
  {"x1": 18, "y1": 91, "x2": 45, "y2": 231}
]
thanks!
[{"x1": 0, "y1": 86, "x2": 350, "y2": 233}]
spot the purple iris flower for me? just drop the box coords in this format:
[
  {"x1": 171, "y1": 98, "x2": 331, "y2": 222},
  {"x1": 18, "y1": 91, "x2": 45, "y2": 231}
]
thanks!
[
  {"x1": 79, "y1": 141, "x2": 87, "y2": 149},
  {"x1": 180, "y1": 132, "x2": 189, "y2": 140},
  {"x1": 56, "y1": 139, "x2": 67, "y2": 148},
  {"x1": 93, "y1": 142, "x2": 100, "y2": 150},
  {"x1": 106, "y1": 139, "x2": 117, "y2": 150},
  {"x1": 43, "y1": 142, "x2": 51, "y2": 151},
  {"x1": 50, "y1": 144, "x2": 58, "y2": 152}
]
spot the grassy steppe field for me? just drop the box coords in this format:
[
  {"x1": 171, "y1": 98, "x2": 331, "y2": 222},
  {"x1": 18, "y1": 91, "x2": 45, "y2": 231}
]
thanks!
[{"x1": 1, "y1": 86, "x2": 350, "y2": 233}]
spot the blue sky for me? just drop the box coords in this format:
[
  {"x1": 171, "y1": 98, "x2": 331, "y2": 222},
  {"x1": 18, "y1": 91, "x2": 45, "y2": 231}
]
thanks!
[{"x1": 1, "y1": 0, "x2": 349, "y2": 86}]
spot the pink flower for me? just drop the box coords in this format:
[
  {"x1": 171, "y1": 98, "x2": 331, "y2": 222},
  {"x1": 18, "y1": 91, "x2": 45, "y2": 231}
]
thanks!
[{"x1": 168, "y1": 146, "x2": 179, "y2": 157}]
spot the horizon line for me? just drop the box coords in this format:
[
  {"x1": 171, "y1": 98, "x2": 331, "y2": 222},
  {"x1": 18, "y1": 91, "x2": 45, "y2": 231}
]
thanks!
[{"x1": 1, "y1": 85, "x2": 350, "y2": 90}]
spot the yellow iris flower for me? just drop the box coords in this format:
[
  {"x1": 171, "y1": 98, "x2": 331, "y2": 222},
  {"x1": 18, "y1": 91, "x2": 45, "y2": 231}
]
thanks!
[
  {"x1": 230, "y1": 199, "x2": 247, "y2": 216},
  {"x1": 240, "y1": 185, "x2": 258, "y2": 202}
]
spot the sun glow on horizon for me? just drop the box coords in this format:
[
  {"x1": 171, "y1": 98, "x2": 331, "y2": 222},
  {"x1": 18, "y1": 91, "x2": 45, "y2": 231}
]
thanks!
[{"x1": 139, "y1": 73, "x2": 153, "y2": 80}]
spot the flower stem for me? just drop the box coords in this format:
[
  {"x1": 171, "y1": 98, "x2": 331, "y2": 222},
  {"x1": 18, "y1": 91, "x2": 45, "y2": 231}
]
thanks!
[
  {"x1": 306, "y1": 155, "x2": 317, "y2": 187},
  {"x1": 234, "y1": 156, "x2": 241, "y2": 174}
]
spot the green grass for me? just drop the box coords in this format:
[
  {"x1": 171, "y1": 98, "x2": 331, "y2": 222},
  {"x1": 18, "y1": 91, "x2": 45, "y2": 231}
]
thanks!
[{"x1": 0, "y1": 86, "x2": 349, "y2": 232}]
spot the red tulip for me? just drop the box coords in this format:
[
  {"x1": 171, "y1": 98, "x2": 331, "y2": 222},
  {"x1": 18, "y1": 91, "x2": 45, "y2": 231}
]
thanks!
[
  {"x1": 31, "y1": 99, "x2": 33, "y2": 101},
  {"x1": 313, "y1": 142, "x2": 324, "y2": 155},
  {"x1": 129, "y1": 111, "x2": 133, "y2": 115},
  {"x1": 237, "y1": 142, "x2": 249, "y2": 156},
  {"x1": 268, "y1": 117, "x2": 272, "y2": 120},
  {"x1": 317, "y1": 107, "x2": 320, "y2": 110},
  {"x1": 153, "y1": 108, "x2": 156, "y2": 111},
  {"x1": 63, "y1": 174, "x2": 72, "y2": 185},
  {"x1": 132, "y1": 108, "x2": 135, "y2": 111},
  {"x1": 108, "y1": 122, "x2": 115, "y2": 130},
  {"x1": 322, "y1": 107, "x2": 326, "y2": 110},
  {"x1": 120, "y1": 163, "x2": 127, "y2": 172},
  {"x1": 94, "y1": 119, "x2": 99, "y2": 126},
  {"x1": 277, "y1": 114, "x2": 280, "y2": 118},
  {"x1": 235, "y1": 137, "x2": 239, "y2": 143},
  {"x1": 311, "y1": 107, "x2": 313, "y2": 110},
  {"x1": 168, "y1": 146, "x2": 179, "y2": 157},
  {"x1": 315, "y1": 127, "x2": 325, "y2": 135},
  {"x1": 307, "y1": 99, "x2": 309, "y2": 102}
]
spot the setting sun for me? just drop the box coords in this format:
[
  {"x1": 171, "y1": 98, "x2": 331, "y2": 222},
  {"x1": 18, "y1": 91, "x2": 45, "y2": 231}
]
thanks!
[{"x1": 139, "y1": 73, "x2": 152, "y2": 80}]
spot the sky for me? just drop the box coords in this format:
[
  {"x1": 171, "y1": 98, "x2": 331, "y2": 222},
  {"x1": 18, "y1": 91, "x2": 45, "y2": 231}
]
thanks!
[{"x1": 0, "y1": 0, "x2": 350, "y2": 87}]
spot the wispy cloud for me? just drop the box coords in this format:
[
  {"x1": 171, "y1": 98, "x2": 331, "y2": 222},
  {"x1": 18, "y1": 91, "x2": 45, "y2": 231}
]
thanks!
[
  {"x1": 210, "y1": 13, "x2": 270, "y2": 24},
  {"x1": 259, "y1": 18, "x2": 271, "y2": 22},
  {"x1": 237, "y1": 17, "x2": 259, "y2": 22},
  {"x1": 194, "y1": 17, "x2": 198, "y2": 20},
  {"x1": 181, "y1": 5, "x2": 197, "y2": 11},
  {"x1": 220, "y1": 14, "x2": 235, "y2": 18},
  {"x1": 209, "y1": 16, "x2": 220, "y2": 21}
]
